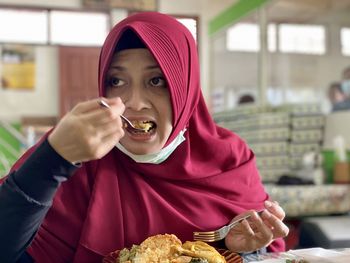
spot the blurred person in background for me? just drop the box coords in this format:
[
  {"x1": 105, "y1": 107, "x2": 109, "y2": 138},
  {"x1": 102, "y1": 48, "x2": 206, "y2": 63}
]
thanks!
[
  {"x1": 238, "y1": 94, "x2": 255, "y2": 105},
  {"x1": 328, "y1": 82, "x2": 350, "y2": 112},
  {"x1": 341, "y1": 66, "x2": 350, "y2": 96}
]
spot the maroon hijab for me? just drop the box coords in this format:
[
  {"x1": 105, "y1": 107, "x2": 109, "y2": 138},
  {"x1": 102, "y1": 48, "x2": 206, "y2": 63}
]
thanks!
[{"x1": 8, "y1": 12, "x2": 284, "y2": 263}]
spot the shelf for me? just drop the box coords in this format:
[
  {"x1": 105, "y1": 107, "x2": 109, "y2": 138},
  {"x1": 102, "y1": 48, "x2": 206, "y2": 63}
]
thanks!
[{"x1": 265, "y1": 184, "x2": 350, "y2": 217}]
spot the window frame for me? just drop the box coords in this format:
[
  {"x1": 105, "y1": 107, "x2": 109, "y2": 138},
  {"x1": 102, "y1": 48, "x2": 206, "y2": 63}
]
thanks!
[
  {"x1": 278, "y1": 23, "x2": 326, "y2": 55},
  {"x1": 0, "y1": 5, "x2": 111, "y2": 47},
  {"x1": 173, "y1": 14, "x2": 200, "y2": 44},
  {"x1": 225, "y1": 21, "x2": 328, "y2": 56},
  {"x1": 340, "y1": 27, "x2": 350, "y2": 57}
]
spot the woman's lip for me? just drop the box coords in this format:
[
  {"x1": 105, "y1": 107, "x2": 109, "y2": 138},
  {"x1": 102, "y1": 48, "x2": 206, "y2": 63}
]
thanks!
[
  {"x1": 124, "y1": 116, "x2": 156, "y2": 123},
  {"x1": 125, "y1": 126, "x2": 156, "y2": 140}
]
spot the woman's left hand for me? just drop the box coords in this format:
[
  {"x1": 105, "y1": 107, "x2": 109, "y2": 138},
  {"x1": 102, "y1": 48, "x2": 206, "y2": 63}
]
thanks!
[{"x1": 224, "y1": 200, "x2": 289, "y2": 253}]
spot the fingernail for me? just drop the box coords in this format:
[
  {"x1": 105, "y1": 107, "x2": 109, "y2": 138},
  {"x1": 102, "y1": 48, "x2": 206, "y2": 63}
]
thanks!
[
  {"x1": 265, "y1": 200, "x2": 272, "y2": 207},
  {"x1": 262, "y1": 209, "x2": 271, "y2": 218}
]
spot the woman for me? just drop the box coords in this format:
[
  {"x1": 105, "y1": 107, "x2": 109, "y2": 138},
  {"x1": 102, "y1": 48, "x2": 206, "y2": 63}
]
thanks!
[{"x1": 0, "y1": 12, "x2": 288, "y2": 263}]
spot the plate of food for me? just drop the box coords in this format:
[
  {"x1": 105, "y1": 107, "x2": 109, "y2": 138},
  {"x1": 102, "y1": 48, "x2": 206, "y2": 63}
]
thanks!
[{"x1": 103, "y1": 234, "x2": 242, "y2": 263}]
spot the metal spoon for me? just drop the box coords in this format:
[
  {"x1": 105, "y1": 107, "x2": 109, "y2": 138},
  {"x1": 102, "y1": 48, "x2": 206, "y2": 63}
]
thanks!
[{"x1": 98, "y1": 100, "x2": 145, "y2": 132}]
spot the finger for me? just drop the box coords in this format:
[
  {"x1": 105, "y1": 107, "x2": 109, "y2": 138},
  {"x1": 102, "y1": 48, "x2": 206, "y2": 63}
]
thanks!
[
  {"x1": 101, "y1": 127, "x2": 125, "y2": 143},
  {"x1": 230, "y1": 209, "x2": 257, "y2": 223},
  {"x1": 81, "y1": 97, "x2": 125, "y2": 125},
  {"x1": 240, "y1": 219, "x2": 255, "y2": 237},
  {"x1": 72, "y1": 97, "x2": 125, "y2": 115},
  {"x1": 104, "y1": 96, "x2": 125, "y2": 107},
  {"x1": 82, "y1": 106, "x2": 122, "y2": 126},
  {"x1": 71, "y1": 98, "x2": 107, "y2": 114},
  {"x1": 77, "y1": 124, "x2": 125, "y2": 161},
  {"x1": 99, "y1": 120, "x2": 125, "y2": 138},
  {"x1": 261, "y1": 209, "x2": 289, "y2": 238},
  {"x1": 95, "y1": 129, "x2": 125, "y2": 157},
  {"x1": 265, "y1": 200, "x2": 285, "y2": 220},
  {"x1": 249, "y1": 212, "x2": 274, "y2": 243}
]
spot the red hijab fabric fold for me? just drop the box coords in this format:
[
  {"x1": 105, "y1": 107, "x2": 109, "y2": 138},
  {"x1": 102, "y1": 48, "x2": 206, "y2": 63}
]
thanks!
[{"x1": 8, "y1": 12, "x2": 284, "y2": 263}]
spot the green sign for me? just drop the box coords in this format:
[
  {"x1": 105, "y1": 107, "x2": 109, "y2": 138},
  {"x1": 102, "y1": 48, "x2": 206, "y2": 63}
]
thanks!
[{"x1": 209, "y1": 0, "x2": 271, "y2": 35}]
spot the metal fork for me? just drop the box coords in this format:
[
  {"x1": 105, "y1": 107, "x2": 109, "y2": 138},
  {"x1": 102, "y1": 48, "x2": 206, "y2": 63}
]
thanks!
[
  {"x1": 193, "y1": 210, "x2": 264, "y2": 242},
  {"x1": 98, "y1": 100, "x2": 144, "y2": 132}
]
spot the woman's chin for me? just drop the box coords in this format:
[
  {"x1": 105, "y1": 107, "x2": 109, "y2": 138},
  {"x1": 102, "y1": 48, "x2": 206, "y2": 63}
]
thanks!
[
  {"x1": 119, "y1": 128, "x2": 169, "y2": 156},
  {"x1": 120, "y1": 141, "x2": 162, "y2": 156}
]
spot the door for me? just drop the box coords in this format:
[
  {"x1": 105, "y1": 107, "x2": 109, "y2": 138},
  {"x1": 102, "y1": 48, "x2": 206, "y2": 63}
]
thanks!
[{"x1": 59, "y1": 47, "x2": 101, "y2": 116}]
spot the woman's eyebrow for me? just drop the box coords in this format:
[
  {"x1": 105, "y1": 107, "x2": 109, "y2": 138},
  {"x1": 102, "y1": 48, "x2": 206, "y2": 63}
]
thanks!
[
  {"x1": 145, "y1": 65, "x2": 161, "y2": 70},
  {"x1": 109, "y1": 65, "x2": 125, "y2": 71},
  {"x1": 108, "y1": 65, "x2": 160, "y2": 71}
]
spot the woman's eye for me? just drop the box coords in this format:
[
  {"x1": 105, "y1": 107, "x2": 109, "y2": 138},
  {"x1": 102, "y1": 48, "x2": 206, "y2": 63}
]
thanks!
[
  {"x1": 150, "y1": 77, "x2": 166, "y2": 87},
  {"x1": 108, "y1": 77, "x2": 125, "y2": 87}
]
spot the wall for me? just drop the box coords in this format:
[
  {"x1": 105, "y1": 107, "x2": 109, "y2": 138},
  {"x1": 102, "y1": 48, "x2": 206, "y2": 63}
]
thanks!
[
  {"x1": 211, "y1": 8, "x2": 350, "y2": 109},
  {"x1": 0, "y1": 0, "x2": 79, "y2": 122},
  {"x1": 0, "y1": 47, "x2": 59, "y2": 122},
  {"x1": 213, "y1": 32, "x2": 350, "y2": 89}
]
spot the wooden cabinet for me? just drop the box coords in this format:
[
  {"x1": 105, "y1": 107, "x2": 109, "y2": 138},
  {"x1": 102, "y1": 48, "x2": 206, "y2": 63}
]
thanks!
[{"x1": 59, "y1": 47, "x2": 101, "y2": 116}]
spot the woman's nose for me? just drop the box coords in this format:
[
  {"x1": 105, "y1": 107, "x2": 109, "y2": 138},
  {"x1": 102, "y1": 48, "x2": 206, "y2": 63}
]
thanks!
[{"x1": 124, "y1": 87, "x2": 149, "y2": 111}]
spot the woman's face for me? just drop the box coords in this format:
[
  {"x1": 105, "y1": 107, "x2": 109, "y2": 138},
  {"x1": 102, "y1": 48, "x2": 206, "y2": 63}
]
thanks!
[{"x1": 105, "y1": 48, "x2": 173, "y2": 155}]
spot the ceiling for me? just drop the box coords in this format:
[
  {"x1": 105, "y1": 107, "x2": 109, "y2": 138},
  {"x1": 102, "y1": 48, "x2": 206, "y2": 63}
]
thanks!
[{"x1": 246, "y1": 0, "x2": 350, "y2": 24}]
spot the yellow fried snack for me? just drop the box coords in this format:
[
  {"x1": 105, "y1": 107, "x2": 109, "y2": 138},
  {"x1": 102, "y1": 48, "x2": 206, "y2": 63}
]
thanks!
[
  {"x1": 131, "y1": 120, "x2": 154, "y2": 132},
  {"x1": 117, "y1": 234, "x2": 226, "y2": 263},
  {"x1": 174, "y1": 241, "x2": 226, "y2": 263},
  {"x1": 118, "y1": 234, "x2": 181, "y2": 263}
]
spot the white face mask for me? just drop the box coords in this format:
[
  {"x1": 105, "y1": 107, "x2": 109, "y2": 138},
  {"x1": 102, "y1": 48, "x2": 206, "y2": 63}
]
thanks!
[
  {"x1": 115, "y1": 129, "x2": 187, "y2": 164},
  {"x1": 341, "y1": 80, "x2": 350, "y2": 96}
]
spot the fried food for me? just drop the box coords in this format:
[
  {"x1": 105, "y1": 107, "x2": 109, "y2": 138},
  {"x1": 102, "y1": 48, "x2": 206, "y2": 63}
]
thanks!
[
  {"x1": 131, "y1": 120, "x2": 154, "y2": 132},
  {"x1": 175, "y1": 241, "x2": 226, "y2": 263},
  {"x1": 117, "y1": 234, "x2": 226, "y2": 263}
]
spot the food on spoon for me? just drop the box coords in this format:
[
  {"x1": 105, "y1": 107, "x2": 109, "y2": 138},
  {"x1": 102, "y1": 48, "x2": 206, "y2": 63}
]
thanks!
[
  {"x1": 116, "y1": 234, "x2": 226, "y2": 263},
  {"x1": 131, "y1": 120, "x2": 155, "y2": 132}
]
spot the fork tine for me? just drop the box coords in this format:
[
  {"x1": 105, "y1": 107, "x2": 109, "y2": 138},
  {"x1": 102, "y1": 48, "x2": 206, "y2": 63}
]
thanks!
[
  {"x1": 194, "y1": 235, "x2": 223, "y2": 242},
  {"x1": 193, "y1": 233, "x2": 221, "y2": 237},
  {"x1": 193, "y1": 209, "x2": 265, "y2": 242},
  {"x1": 193, "y1": 231, "x2": 221, "y2": 236},
  {"x1": 193, "y1": 234, "x2": 221, "y2": 239},
  {"x1": 193, "y1": 230, "x2": 223, "y2": 242},
  {"x1": 193, "y1": 236, "x2": 220, "y2": 241},
  {"x1": 194, "y1": 239, "x2": 218, "y2": 242},
  {"x1": 193, "y1": 236, "x2": 220, "y2": 242},
  {"x1": 193, "y1": 225, "x2": 225, "y2": 235}
]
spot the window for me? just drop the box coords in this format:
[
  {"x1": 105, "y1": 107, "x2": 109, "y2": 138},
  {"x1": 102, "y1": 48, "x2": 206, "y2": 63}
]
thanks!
[
  {"x1": 0, "y1": 7, "x2": 109, "y2": 46},
  {"x1": 176, "y1": 18, "x2": 197, "y2": 42},
  {"x1": 268, "y1": 24, "x2": 277, "y2": 52},
  {"x1": 341, "y1": 27, "x2": 350, "y2": 56},
  {"x1": 226, "y1": 23, "x2": 326, "y2": 55},
  {"x1": 279, "y1": 24, "x2": 325, "y2": 55},
  {"x1": 226, "y1": 23, "x2": 276, "y2": 52},
  {"x1": 0, "y1": 9, "x2": 48, "y2": 44},
  {"x1": 227, "y1": 23, "x2": 259, "y2": 52},
  {"x1": 50, "y1": 11, "x2": 109, "y2": 46}
]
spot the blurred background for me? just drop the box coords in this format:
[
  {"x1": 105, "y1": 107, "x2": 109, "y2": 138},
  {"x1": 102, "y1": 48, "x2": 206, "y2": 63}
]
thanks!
[{"x1": 1, "y1": 0, "x2": 350, "y2": 252}]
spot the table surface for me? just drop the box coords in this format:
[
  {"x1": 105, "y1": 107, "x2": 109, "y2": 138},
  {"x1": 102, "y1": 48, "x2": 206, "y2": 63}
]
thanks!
[{"x1": 243, "y1": 247, "x2": 350, "y2": 262}]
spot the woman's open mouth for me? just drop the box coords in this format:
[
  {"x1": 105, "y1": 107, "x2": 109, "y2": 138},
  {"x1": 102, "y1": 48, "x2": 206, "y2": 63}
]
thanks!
[{"x1": 127, "y1": 120, "x2": 157, "y2": 135}]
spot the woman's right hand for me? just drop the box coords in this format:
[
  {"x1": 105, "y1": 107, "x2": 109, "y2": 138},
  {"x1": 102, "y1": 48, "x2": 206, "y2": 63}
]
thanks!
[{"x1": 48, "y1": 97, "x2": 125, "y2": 163}]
